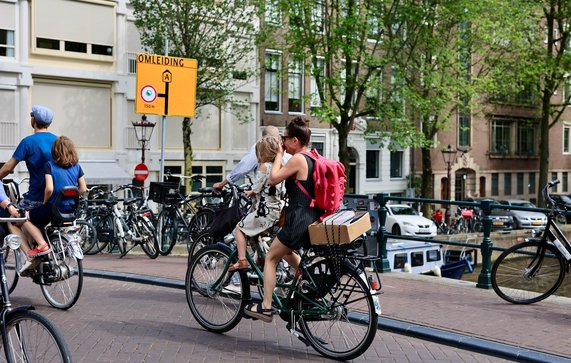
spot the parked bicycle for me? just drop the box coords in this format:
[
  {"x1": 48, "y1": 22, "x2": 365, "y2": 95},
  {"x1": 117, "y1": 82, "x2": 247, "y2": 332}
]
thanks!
[
  {"x1": 186, "y1": 182, "x2": 251, "y2": 258},
  {"x1": 0, "y1": 214, "x2": 72, "y2": 362},
  {"x1": 153, "y1": 175, "x2": 220, "y2": 255},
  {"x1": 432, "y1": 210, "x2": 449, "y2": 234},
  {"x1": 85, "y1": 185, "x2": 158, "y2": 258},
  {"x1": 4, "y1": 186, "x2": 84, "y2": 310},
  {"x1": 185, "y1": 216, "x2": 381, "y2": 360},
  {"x1": 491, "y1": 179, "x2": 571, "y2": 304}
]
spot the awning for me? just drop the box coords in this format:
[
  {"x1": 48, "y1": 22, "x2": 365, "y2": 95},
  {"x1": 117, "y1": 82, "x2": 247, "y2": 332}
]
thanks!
[{"x1": 80, "y1": 160, "x2": 133, "y2": 186}]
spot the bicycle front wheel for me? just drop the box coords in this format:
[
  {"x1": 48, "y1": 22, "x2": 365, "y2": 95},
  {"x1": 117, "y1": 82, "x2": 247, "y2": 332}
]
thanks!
[
  {"x1": 156, "y1": 208, "x2": 177, "y2": 256},
  {"x1": 185, "y1": 245, "x2": 244, "y2": 333},
  {"x1": 85, "y1": 212, "x2": 113, "y2": 255},
  {"x1": 188, "y1": 232, "x2": 218, "y2": 261},
  {"x1": 297, "y1": 266, "x2": 378, "y2": 360},
  {"x1": 0, "y1": 310, "x2": 72, "y2": 363},
  {"x1": 41, "y1": 236, "x2": 83, "y2": 309},
  {"x1": 491, "y1": 240, "x2": 566, "y2": 304},
  {"x1": 188, "y1": 208, "x2": 215, "y2": 241},
  {"x1": 3, "y1": 247, "x2": 19, "y2": 294}
]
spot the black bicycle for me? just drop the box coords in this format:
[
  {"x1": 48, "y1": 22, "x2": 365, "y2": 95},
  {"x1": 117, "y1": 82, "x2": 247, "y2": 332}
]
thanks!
[
  {"x1": 0, "y1": 215, "x2": 72, "y2": 362},
  {"x1": 491, "y1": 179, "x2": 571, "y2": 304}
]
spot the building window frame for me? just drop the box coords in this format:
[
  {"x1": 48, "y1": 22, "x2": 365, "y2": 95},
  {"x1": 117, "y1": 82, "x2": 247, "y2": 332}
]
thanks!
[
  {"x1": 491, "y1": 173, "x2": 499, "y2": 196},
  {"x1": 288, "y1": 57, "x2": 304, "y2": 114},
  {"x1": 264, "y1": 50, "x2": 282, "y2": 113},
  {"x1": 366, "y1": 149, "x2": 380, "y2": 179},
  {"x1": 390, "y1": 150, "x2": 403, "y2": 179},
  {"x1": 563, "y1": 124, "x2": 571, "y2": 154},
  {"x1": 0, "y1": 29, "x2": 15, "y2": 58}
]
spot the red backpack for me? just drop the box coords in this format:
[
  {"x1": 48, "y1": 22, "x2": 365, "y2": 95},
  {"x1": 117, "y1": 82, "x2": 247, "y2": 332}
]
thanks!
[{"x1": 295, "y1": 149, "x2": 346, "y2": 221}]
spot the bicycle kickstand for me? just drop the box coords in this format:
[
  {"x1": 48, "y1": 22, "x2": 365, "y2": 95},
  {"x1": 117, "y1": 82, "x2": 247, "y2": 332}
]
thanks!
[{"x1": 286, "y1": 310, "x2": 309, "y2": 346}]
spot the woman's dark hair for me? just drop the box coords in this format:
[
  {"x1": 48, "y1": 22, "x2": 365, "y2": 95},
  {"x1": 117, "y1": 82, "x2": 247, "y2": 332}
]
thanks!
[{"x1": 286, "y1": 116, "x2": 311, "y2": 146}]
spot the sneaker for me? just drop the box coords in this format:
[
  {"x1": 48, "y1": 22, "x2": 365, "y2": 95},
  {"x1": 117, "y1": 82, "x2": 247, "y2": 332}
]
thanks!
[
  {"x1": 27, "y1": 244, "x2": 51, "y2": 257},
  {"x1": 18, "y1": 259, "x2": 34, "y2": 276}
]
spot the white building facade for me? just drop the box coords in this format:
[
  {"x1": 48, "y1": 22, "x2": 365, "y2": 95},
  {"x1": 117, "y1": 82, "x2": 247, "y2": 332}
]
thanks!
[{"x1": 0, "y1": 0, "x2": 408, "y2": 197}]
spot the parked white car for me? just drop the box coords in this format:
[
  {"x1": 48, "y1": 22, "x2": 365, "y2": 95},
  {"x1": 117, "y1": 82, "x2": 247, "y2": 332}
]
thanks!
[
  {"x1": 385, "y1": 204, "x2": 437, "y2": 238},
  {"x1": 497, "y1": 199, "x2": 547, "y2": 229}
]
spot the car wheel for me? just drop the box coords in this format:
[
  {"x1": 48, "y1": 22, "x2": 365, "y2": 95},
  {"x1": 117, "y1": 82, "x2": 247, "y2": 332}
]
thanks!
[{"x1": 392, "y1": 225, "x2": 401, "y2": 235}]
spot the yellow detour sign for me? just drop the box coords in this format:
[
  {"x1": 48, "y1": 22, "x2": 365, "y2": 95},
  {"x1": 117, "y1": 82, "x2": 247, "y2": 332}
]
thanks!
[{"x1": 135, "y1": 54, "x2": 198, "y2": 117}]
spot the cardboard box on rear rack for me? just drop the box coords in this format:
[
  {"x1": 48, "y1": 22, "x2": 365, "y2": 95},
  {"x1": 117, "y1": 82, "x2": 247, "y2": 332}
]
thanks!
[{"x1": 308, "y1": 211, "x2": 372, "y2": 245}]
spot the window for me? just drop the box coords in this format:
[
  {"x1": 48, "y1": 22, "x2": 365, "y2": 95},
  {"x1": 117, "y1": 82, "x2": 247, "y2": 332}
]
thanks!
[
  {"x1": 517, "y1": 172, "x2": 524, "y2": 195},
  {"x1": 366, "y1": 71, "x2": 383, "y2": 112},
  {"x1": 528, "y1": 172, "x2": 536, "y2": 194},
  {"x1": 310, "y1": 57, "x2": 325, "y2": 109},
  {"x1": 564, "y1": 75, "x2": 571, "y2": 106},
  {"x1": 33, "y1": 0, "x2": 114, "y2": 59},
  {"x1": 563, "y1": 172, "x2": 569, "y2": 193},
  {"x1": 458, "y1": 107, "x2": 471, "y2": 148},
  {"x1": 265, "y1": 0, "x2": 281, "y2": 26},
  {"x1": 366, "y1": 150, "x2": 380, "y2": 179},
  {"x1": 492, "y1": 120, "x2": 511, "y2": 155},
  {"x1": 288, "y1": 57, "x2": 303, "y2": 113},
  {"x1": 311, "y1": 1, "x2": 325, "y2": 33},
  {"x1": 264, "y1": 51, "x2": 282, "y2": 112},
  {"x1": 390, "y1": 150, "x2": 403, "y2": 178},
  {"x1": 0, "y1": 29, "x2": 14, "y2": 57},
  {"x1": 341, "y1": 60, "x2": 358, "y2": 107},
  {"x1": 127, "y1": 53, "x2": 137, "y2": 74},
  {"x1": 491, "y1": 117, "x2": 538, "y2": 157},
  {"x1": 552, "y1": 172, "x2": 558, "y2": 192},
  {"x1": 492, "y1": 173, "x2": 499, "y2": 196},
  {"x1": 504, "y1": 173, "x2": 512, "y2": 195},
  {"x1": 192, "y1": 164, "x2": 224, "y2": 190},
  {"x1": 564, "y1": 125, "x2": 570, "y2": 154}
]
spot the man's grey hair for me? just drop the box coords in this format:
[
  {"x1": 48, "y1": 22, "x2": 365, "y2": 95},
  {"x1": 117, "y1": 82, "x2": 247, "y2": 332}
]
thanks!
[{"x1": 262, "y1": 125, "x2": 280, "y2": 139}]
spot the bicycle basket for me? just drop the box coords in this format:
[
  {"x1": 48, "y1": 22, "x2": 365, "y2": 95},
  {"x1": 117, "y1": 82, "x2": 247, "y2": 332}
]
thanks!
[
  {"x1": 149, "y1": 182, "x2": 184, "y2": 204},
  {"x1": 205, "y1": 202, "x2": 245, "y2": 238}
]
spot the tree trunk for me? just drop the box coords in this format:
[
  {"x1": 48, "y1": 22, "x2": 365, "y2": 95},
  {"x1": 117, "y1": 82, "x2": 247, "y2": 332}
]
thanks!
[
  {"x1": 537, "y1": 91, "x2": 550, "y2": 205},
  {"x1": 337, "y1": 120, "x2": 351, "y2": 181},
  {"x1": 183, "y1": 117, "x2": 194, "y2": 192},
  {"x1": 420, "y1": 146, "x2": 434, "y2": 217}
]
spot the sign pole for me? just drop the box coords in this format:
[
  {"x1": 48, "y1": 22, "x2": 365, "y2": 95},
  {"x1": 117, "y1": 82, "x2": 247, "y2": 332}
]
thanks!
[{"x1": 159, "y1": 40, "x2": 169, "y2": 182}]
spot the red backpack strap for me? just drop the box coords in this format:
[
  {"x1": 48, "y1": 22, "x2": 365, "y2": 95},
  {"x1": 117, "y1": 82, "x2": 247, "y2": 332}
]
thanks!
[{"x1": 295, "y1": 151, "x2": 317, "y2": 207}]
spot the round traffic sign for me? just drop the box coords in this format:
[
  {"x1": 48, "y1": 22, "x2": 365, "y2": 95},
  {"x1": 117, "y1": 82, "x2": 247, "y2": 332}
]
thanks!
[{"x1": 134, "y1": 163, "x2": 149, "y2": 182}]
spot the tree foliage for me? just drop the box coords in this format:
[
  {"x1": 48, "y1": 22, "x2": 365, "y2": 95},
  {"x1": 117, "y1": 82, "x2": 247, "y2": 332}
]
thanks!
[{"x1": 131, "y1": 0, "x2": 259, "y2": 181}]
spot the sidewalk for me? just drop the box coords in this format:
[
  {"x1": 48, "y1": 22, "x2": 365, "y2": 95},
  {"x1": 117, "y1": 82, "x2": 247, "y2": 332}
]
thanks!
[{"x1": 82, "y1": 252, "x2": 571, "y2": 361}]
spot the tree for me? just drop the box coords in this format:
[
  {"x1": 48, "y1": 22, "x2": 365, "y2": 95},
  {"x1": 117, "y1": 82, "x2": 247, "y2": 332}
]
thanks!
[
  {"x1": 263, "y1": 0, "x2": 412, "y2": 175},
  {"x1": 534, "y1": 0, "x2": 571, "y2": 203},
  {"x1": 131, "y1": 0, "x2": 259, "y2": 185}
]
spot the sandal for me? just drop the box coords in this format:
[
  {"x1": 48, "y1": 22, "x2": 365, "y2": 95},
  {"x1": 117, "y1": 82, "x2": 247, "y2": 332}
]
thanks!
[
  {"x1": 244, "y1": 302, "x2": 274, "y2": 323},
  {"x1": 27, "y1": 243, "x2": 51, "y2": 257},
  {"x1": 228, "y1": 259, "x2": 249, "y2": 272}
]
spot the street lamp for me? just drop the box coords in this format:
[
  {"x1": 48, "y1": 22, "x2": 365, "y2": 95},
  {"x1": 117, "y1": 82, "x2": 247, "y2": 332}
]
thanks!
[
  {"x1": 132, "y1": 115, "x2": 156, "y2": 164},
  {"x1": 441, "y1": 144, "x2": 458, "y2": 226}
]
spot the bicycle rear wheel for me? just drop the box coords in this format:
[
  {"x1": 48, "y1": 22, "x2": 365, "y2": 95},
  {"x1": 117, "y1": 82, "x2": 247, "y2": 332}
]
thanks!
[
  {"x1": 40, "y1": 235, "x2": 83, "y2": 310},
  {"x1": 85, "y1": 212, "x2": 113, "y2": 255},
  {"x1": 185, "y1": 245, "x2": 244, "y2": 333},
  {"x1": 134, "y1": 216, "x2": 159, "y2": 259},
  {"x1": 188, "y1": 208, "x2": 215, "y2": 242},
  {"x1": 297, "y1": 265, "x2": 378, "y2": 361},
  {"x1": 0, "y1": 310, "x2": 71, "y2": 363},
  {"x1": 76, "y1": 220, "x2": 97, "y2": 254},
  {"x1": 156, "y1": 208, "x2": 177, "y2": 256},
  {"x1": 491, "y1": 240, "x2": 566, "y2": 304}
]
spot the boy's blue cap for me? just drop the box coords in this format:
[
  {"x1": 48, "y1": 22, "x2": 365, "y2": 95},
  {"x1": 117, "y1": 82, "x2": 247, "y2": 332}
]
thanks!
[{"x1": 30, "y1": 105, "x2": 54, "y2": 126}]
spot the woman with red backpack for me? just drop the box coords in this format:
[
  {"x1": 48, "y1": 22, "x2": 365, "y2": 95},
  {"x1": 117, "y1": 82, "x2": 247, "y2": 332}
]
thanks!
[{"x1": 244, "y1": 116, "x2": 321, "y2": 322}]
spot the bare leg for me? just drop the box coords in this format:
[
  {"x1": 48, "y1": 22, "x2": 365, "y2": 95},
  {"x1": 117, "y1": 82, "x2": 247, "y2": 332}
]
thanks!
[
  {"x1": 234, "y1": 228, "x2": 247, "y2": 261},
  {"x1": 262, "y1": 237, "x2": 292, "y2": 309},
  {"x1": 21, "y1": 221, "x2": 48, "y2": 248},
  {"x1": 7, "y1": 223, "x2": 32, "y2": 255}
]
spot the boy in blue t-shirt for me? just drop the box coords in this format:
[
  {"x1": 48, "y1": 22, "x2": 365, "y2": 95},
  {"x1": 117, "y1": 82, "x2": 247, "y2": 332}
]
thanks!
[{"x1": 0, "y1": 105, "x2": 57, "y2": 210}]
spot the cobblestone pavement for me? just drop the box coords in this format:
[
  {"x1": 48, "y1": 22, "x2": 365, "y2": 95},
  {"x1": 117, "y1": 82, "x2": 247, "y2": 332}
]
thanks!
[{"x1": 8, "y1": 252, "x2": 569, "y2": 362}]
